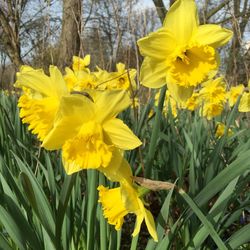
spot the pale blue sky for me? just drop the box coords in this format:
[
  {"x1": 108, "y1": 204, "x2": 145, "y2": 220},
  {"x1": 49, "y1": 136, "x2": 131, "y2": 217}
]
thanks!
[{"x1": 137, "y1": 0, "x2": 169, "y2": 9}]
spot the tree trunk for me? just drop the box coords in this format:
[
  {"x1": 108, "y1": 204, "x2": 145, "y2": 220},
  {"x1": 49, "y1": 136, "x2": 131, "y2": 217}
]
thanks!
[
  {"x1": 0, "y1": 6, "x2": 24, "y2": 69},
  {"x1": 57, "y1": 0, "x2": 82, "y2": 70}
]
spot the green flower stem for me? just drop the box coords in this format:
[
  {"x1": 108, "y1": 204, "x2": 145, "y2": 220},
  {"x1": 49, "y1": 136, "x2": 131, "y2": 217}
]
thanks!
[
  {"x1": 145, "y1": 85, "x2": 166, "y2": 178},
  {"x1": 116, "y1": 230, "x2": 121, "y2": 250},
  {"x1": 86, "y1": 170, "x2": 98, "y2": 250},
  {"x1": 130, "y1": 234, "x2": 139, "y2": 250},
  {"x1": 55, "y1": 173, "x2": 77, "y2": 250},
  {"x1": 99, "y1": 173, "x2": 107, "y2": 250}
]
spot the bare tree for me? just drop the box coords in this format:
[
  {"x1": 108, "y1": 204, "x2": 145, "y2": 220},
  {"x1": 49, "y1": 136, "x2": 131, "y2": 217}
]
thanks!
[{"x1": 0, "y1": 0, "x2": 27, "y2": 69}]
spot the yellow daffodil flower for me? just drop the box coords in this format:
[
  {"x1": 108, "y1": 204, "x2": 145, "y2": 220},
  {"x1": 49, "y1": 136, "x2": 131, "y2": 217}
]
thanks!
[
  {"x1": 227, "y1": 84, "x2": 244, "y2": 107},
  {"x1": 109, "y1": 63, "x2": 136, "y2": 91},
  {"x1": 132, "y1": 97, "x2": 139, "y2": 109},
  {"x1": 239, "y1": 80, "x2": 250, "y2": 112},
  {"x1": 42, "y1": 90, "x2": 142, "y2": 174},
  {"x1": 64, "y1": 55, "x2": 98, "y2": 92},
  {"x1": 239, "y1": 94, "x2": 250, "y2": 112},
  {"x1": 185, "y1": 92, "x2": 199, "y2": 111},
  {"x1": 72, "y1": 55, "x2": 90, "y2": 72},
  {"x1": 98, "y1": 181, "x2": 158, "y2": 242},
  {"x1": 137, "y1": 0, "x2": 232, "y2": 103},
  {"x1": 215, "y1": 122, "x2": 233, "y2": 138},
  {"x1": 15, "y1": 66, "x2": 68, "y2": 141},
  {"x1": 64, "y1": 67, "x2": 98, "y2": 92},
  {"x1": 198, "y1": 77, "x2": 226, "y2": 119},
  {"x1": 94, "y1": 63, "x2": 136, "y2": 91},
  {"x1": 98, "y1": 151, "x2": 157, "y2": 242}
]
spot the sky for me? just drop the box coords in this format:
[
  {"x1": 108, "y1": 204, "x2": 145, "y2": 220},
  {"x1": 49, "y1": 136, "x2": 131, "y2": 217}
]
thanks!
[
  {"x1": 137, "y1": 0, "x2": 169, "y2": 9},
  {"x1": 139, "y1": 0, "x2": 154, "y2": 8}
]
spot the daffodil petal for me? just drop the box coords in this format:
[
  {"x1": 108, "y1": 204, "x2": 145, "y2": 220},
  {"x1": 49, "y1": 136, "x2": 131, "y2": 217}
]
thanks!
[
  {"x1": 132, "y1": 213, "x2": 144, "y2": 237},
  {"x1": 140, "y1": 57, "x2": 167, "y2": 88},
  {"x1": 227, "y1": 84, "x2": 244, "y2": 107},
  {"x1": 137, "y1": 28, "x2": 176, "y2": 60},
  {"x1": 116, "y1": 63, "x2": 125, "y2": 72},
  {"x1": 83, "y1": 54, "x2": 90, "y2": 66},
  {"x1": 99, "y1": 150, "x2": 133, "y2": 183},
  {"x1": 192, "y1": 24, "x2": 233, "y2": 48},
  {"x1": 239, "y1": 93, "x2": 250, "y2": 112},
  {"x1": 163, "y1": 0, "x2": 198, "y2": 45},
  {"x1": 42, "y1": 95, "x2": 95, "y2": 149},
  {"x1": 72, "y1": 55, "x2": 91, "y2": 71},
  {"x1": 103, "y1": 118, "x2": 142, "y2": 150},
  {"x1": 94, "y1": 90, "x2": 131, "y2": 123},
  {"x1": 167, "y1": 81, "x2": 194, "y2": 104},
  {"x1": 63, "y1": 160, "x2": 82, "y2": 175},
  {"x1": 16, "y1": 65, "x2": 34, "y2": 74},
  {"x1": 49, "y1": 66, "x2": 68, "y2": 97},
  {"x1": 144, "y1": 207, "x2": 158, "y2": 242},
  {"x1": 16, "y1": 67, "x2": 53, "y2": 97},
  {"x1": 120, "y1": 182, "x2": 140, "y2": 212}
]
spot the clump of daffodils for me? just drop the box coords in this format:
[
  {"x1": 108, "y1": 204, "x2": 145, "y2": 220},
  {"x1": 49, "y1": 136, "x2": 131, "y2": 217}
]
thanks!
[
  {"x1": 64, "y1": 55, "x2": 137, "y2": 95},
  {"x1": 15, "y1": 58, "x2": 157, "y2": 241}
]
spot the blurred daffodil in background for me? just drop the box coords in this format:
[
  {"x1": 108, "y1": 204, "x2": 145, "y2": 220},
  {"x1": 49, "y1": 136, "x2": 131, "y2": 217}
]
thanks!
[
  {"x1": 239, "y1": 80, "x2": 250, "y2": 112},
  {"x1": 72, "y1": 55, "x2": 91, "y2": 72},
  {"x1": 227, "y1": 84, "x2": 244, "y2": 107},
  {"x1": 64, "y1": 55, "x2": 98, "y2": 92},
  {"x1": 64, "y1": 55, "x2": 137, "y2": 97},
  {"x1": 215, "y1": 122, "x2": 233, "y2": 138},
  {"x1": 198, "y1": 77, "x2": 226, "y2": 119},
  {"x1": 94, "y1": 63, "x2": 137, "y2": 93}
]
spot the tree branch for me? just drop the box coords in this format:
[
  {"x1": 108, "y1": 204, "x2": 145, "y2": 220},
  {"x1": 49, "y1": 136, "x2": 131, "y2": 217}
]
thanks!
[
  {"x1": 206, "y1": 0, "x2": 231, "y2": 20},
  {"x1": 152, "y1": 0, "x2": 167, "y2": 24}
]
